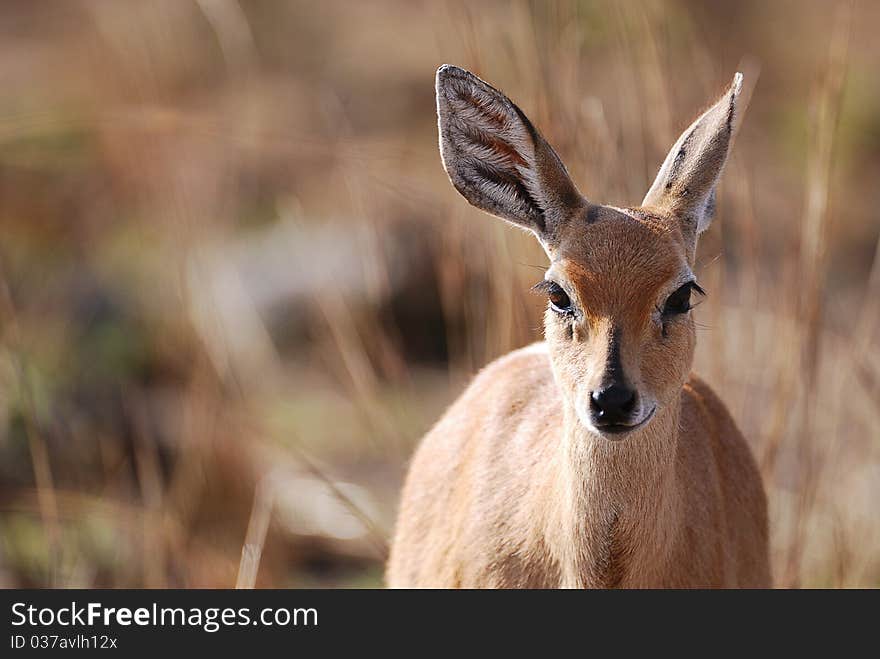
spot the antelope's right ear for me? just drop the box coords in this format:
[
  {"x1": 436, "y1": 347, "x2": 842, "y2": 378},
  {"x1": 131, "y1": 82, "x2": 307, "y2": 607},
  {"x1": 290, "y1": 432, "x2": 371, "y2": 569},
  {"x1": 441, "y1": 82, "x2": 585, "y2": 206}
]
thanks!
[{"x1": 435, "y1": 65, "x2": 587, "y2": 251}]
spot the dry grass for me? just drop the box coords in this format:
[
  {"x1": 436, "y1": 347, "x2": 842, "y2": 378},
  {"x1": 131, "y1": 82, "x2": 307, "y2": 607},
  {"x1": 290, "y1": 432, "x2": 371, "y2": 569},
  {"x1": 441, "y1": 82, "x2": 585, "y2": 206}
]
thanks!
[{"x1": 0, "y1": 0, "x2": 878, "y2": 588}]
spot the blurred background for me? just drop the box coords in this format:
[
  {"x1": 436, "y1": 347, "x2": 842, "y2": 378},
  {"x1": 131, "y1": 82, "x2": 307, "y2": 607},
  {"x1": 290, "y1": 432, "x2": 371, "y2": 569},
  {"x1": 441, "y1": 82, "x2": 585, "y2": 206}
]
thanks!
[{"x1": 0, "y1": 0, "x2": 878, "y2": 588}]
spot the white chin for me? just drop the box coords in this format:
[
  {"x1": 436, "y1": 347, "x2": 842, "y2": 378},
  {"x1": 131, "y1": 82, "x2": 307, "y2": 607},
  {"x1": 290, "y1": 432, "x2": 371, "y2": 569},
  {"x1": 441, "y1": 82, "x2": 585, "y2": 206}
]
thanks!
[{"x1": 573, "y1": 400, "x2": 601, "y2": 434}]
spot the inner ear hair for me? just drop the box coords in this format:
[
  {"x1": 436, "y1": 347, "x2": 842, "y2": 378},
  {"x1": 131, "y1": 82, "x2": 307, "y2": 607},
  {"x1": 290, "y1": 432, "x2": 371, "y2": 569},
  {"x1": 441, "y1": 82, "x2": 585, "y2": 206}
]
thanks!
[{"x1": 435, "y1": 65, "x2": 587, "y2": 250}]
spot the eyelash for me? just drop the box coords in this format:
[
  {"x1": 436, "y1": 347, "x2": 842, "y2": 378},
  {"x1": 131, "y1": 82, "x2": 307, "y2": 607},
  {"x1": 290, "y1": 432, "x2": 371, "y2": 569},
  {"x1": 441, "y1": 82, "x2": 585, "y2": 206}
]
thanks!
[
  {"x1": 532, "y1": 280, "x2": 575, "y2": 316},
  {"x1": 656, "y1": 282, "x2": 706, "y2": 336}
]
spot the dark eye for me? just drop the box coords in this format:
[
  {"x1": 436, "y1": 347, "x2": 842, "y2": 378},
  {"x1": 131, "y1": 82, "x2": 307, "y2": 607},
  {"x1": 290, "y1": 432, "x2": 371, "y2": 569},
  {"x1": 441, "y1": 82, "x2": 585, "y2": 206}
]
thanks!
[
  {"x1": 662, "y1": 282, "x2": 698, "y2": 316},
  {"x1": 547, "y1": 282, "x2": 572, "y2": 314}
]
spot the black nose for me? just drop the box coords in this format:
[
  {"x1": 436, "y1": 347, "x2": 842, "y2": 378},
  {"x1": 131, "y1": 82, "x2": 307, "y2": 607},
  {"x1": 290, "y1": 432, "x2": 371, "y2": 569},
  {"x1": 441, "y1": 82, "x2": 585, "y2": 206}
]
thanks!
[{"x1": 590, "y1": 384, "x2": 637, "y2": 425}]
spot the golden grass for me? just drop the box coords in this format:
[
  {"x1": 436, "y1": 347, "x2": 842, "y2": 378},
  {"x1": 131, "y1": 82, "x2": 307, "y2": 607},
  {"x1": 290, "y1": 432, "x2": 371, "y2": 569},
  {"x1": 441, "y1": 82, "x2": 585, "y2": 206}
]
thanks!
[{"x1": 0, "y1": 0, "x2": 878, "y2": 588}]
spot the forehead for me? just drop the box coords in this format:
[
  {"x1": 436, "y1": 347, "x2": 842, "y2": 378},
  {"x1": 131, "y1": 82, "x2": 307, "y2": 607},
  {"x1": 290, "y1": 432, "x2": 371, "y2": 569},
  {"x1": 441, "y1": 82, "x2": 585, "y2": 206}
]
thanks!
[{"x1": 551, "y1": 207, "x2": 687, "y2": 314}]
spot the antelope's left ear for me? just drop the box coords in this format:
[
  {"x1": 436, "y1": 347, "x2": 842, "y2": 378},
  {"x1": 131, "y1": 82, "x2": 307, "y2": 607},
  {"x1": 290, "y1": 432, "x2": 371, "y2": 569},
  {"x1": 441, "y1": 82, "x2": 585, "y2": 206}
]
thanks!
[{"x1": 642, "y1": 73, "x2": 744, "y2": 249}]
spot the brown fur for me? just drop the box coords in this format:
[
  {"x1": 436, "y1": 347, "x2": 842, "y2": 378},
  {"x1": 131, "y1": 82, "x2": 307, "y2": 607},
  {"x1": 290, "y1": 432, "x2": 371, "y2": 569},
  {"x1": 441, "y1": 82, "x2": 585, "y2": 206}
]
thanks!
[
  {"x1": 386, "y1": 66, "x2": 770, "y2": 588},
  {"x1": 388, "y1": 345, "x2": 769, "y2": 588}
]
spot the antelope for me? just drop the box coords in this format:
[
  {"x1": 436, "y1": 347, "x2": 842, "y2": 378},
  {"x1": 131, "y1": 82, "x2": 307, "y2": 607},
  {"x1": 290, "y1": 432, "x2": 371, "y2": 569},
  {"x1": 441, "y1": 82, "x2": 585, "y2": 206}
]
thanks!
[{"x1": 387, "y1": 65, "x2": 770, "y2": 588}]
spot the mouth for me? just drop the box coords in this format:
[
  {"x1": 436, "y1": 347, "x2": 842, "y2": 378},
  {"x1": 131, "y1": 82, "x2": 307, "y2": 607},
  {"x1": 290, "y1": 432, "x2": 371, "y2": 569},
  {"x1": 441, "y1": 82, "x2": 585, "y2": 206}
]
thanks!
[{"x1": 595, "y1": 406, "x2": 657, "y2": 437}]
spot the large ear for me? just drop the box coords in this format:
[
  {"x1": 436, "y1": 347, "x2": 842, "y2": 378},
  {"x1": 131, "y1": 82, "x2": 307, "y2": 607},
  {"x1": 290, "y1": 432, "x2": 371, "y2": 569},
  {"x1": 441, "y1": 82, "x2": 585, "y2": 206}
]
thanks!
[
  {"x1": 642, "y1": 73, "x2": 744, "y2": 245},
  {"x1": 435, "y1": 64, "x2": 587, "y2": 251}
]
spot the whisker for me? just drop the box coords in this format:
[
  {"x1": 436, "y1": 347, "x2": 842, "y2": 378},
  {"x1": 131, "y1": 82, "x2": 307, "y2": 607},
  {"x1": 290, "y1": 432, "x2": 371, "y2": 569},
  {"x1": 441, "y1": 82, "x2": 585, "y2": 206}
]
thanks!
[
  {"x1": 516, "y1": 261, "x2": 548, "y2": 271},
  {"x1": 696, "y1": 252, "x2": 724, "y2": 272}
]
